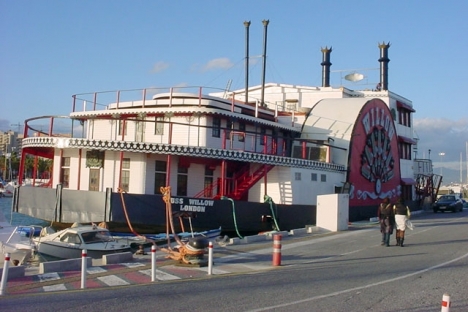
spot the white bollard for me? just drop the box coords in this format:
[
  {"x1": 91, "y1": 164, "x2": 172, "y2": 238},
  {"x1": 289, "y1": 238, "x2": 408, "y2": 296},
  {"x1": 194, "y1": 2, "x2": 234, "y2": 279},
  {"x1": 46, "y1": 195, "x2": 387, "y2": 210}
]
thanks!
[
  {"x1": 441, "y1": 293, "x2": 451, "y2": 312},
  {"x1": 151, "y1": 245, "x2": 156, "y2": 282},
  {"x1": 81, "y1": 249, "x2": 87, "y2": 289},
  {"x1": 0, "y1": 253, "x2": 11, "y2": 295},
  {"x1": 208, "y1": 241, "x2": 213, "y2": 275}
]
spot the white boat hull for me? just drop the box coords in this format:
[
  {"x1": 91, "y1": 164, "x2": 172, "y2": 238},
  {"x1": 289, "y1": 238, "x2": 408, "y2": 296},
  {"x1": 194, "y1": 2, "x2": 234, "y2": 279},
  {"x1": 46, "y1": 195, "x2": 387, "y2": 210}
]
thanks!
[
  {"x1": 0, "y1": 224, "x2": 36, "y2": 265},
  {"x1": 34, "y1": 224, "x2": 132, "y2": 259},
  {"x1": 36, "y1": 241, "x2": 131, "y2": 259}
]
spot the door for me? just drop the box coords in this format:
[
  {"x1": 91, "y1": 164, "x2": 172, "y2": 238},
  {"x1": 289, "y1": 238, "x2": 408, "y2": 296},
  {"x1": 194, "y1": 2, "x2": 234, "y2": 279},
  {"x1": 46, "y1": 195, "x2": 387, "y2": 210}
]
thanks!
[{"x1": 89, "y1": 169, "x2": 100, "y2": 191}]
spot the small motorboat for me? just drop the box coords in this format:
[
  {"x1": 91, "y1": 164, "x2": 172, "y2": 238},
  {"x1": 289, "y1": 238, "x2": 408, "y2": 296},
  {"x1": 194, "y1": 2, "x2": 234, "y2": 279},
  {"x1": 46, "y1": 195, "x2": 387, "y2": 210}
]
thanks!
[
  {"x1": 0, "y1": 210, "x2": 37, "y2": 266},
  {"x1": 0, "y1": 182, "x2": 15, "y2": 198},
  {"x1": 34, "y1": 223, "x2": 132, "y2": 259}
]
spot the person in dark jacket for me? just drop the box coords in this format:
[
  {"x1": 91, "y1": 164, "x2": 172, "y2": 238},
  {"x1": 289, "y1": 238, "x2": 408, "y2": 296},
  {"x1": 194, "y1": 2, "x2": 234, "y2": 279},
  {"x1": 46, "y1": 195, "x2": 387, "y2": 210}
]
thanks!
[
  {"x1": 378, "y1": 198, "x2": 394, "y2": 246},
  {"x1": 393, "y1": 198, "x2": 411, "y2": 247}
]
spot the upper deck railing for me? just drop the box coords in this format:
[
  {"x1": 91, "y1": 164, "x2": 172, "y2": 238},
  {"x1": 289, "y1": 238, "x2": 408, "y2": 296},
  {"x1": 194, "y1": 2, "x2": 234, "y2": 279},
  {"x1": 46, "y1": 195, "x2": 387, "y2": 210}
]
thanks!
[{"x1": 71, "y1": 86, "x2": 300, "y2": 115}]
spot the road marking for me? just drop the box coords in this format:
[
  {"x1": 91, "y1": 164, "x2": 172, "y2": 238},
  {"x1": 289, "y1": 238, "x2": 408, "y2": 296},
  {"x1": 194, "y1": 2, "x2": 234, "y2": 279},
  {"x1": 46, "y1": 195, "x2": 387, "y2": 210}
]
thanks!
[
  {"x1": 87, "y1": 267, "x2": 107, "y2": 274},
  {"x1": 43, "y1": 284, "x2": 67, "y2": 292},
  {"x1": 140, "y1": 269, "x2": 180, "y2": 280},
  {"x1": 195, "y1": 267, "x2": 230, "y2": 274},
  {"x1": 122, "y1": 262, "x2": 145, "y2": 268},
  {"x1": 248, "y1": 251, "x2": 468, "y2": 311},
  {"x1": 38, "y1": 272, "x2": 61, "y2": 282},
  {"x1": 97, "y1": 275, "x2": 130, "y2": 286},
  {"x1": 217, "y1": 229, "x2": 374, "y2": 264}
]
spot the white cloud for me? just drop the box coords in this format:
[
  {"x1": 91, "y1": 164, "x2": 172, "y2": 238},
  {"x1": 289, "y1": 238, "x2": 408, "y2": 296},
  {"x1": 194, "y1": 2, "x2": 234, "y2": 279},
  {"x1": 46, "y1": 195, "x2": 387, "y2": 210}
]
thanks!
[
  {"x1": 0, "y1": 119, "x2": 10, "y2": 132},
  {"x1": 191, "y1": 57, "x2": 234, "y2": 73},
  {"x1": 414, "y1": 117, "x2": 468, "y2": 174},
  {"x1": 151, "y1": 61, "x2": 170, "y2": 73}
]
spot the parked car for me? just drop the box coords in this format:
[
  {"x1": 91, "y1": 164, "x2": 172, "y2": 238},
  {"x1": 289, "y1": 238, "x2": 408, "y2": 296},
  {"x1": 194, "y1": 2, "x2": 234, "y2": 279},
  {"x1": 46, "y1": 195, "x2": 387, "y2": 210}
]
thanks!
[{"x1": 433, "y1": 195, "x2": 463, "y2": 213}]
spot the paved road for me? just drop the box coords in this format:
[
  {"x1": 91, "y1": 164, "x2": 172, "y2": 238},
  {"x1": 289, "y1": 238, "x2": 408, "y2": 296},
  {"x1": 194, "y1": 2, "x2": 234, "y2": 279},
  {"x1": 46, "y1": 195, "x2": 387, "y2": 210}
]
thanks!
[{"x1": 1, "y1": 209, "x2": 467, "y2": 311}]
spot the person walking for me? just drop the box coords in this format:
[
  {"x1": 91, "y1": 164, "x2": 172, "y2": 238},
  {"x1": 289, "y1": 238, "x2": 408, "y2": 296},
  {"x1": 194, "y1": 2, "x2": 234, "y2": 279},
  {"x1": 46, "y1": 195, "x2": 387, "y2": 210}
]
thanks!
[
  {"x1": 393, "y1": 198, "x2": 411, "y2": 247},
  {"x1": 378, "y1": 198, "x2": 394, "y2": 246}
]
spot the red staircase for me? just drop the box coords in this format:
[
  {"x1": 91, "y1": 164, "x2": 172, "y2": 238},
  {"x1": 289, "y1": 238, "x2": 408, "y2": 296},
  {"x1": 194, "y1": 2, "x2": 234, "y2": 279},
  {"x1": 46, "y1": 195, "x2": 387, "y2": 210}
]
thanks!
[
  {"x1": 194, "y1": 163, "x2": 275, "y2": 200},
  {"x1": 193, "y1": 179, "x2": 221, "y2": 199},
  {"x1": 225, "y1": 164, "x2": 275, "y2": 200}
]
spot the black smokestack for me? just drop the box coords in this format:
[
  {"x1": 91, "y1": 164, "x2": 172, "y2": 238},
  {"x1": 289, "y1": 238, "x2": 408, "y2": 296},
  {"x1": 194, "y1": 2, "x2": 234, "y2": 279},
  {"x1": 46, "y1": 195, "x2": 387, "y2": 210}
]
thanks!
[
  {"x1": 378, "y1": 42, "x2": 390, "y2": 91},
  {"x1": 321, "y1": 47, "x2": 332, "y2": 87},
  {"x1": 260, "y1": 19, "x2": 269, "y2": 107}
]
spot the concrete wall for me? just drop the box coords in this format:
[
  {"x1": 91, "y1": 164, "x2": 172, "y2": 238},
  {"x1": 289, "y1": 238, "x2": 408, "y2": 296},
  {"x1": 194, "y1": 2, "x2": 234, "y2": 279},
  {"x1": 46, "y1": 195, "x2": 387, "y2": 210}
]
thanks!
[{"x1": 316, "y1": 194, "x2": 349, "y2": 232}]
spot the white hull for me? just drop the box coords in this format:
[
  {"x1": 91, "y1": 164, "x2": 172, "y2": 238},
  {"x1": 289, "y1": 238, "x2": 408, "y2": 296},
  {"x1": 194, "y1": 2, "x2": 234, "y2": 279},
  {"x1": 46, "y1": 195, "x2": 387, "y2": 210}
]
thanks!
[
  {"x1": 34, "y1": 224, "x2": 132, "y2": 259},
  {"x1": 36, "y1": 241, "x2": 131, "y2": 259},
  {"x1": 0, "y1": 190, "x2": 14, "y2": 198},
  {"x1": 0, "y1": 224, "x2": 36, "y2": 266}
]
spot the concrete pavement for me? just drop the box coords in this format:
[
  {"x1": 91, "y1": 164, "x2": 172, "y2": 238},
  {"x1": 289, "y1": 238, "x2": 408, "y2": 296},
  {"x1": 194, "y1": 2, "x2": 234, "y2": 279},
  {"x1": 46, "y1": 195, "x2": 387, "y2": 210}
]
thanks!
[{"x1": 1, "y1": 223, "x2": 380, "y2": 296}]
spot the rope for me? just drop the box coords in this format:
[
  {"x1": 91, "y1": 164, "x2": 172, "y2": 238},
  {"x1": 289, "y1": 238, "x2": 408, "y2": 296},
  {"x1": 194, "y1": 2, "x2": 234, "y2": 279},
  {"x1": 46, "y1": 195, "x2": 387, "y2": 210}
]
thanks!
[
  {"x1": 222, "y1": 197, "x2": 243, "y2": 239},
  {"x1": 160, "y1": 186, "x2": 184, "y2": 246},
  {"x1": 188, "y1": 217, "x2": 194, "y2": 238},
  {"x1": 264, "y1": 195, "x2": 280, "y2": 231},
  {"x1": 159, "y1": 186, "x2": 210, "y2": 264},
  {"x1": 118, "y1": 188, "x2": 154, "y2": 244}
]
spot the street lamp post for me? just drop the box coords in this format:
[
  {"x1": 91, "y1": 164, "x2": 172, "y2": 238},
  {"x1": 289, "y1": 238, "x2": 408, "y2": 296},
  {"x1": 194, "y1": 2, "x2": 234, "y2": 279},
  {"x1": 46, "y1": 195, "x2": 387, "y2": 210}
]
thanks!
[
  {"x1": 2, "y1": 144, "x2": 7, "y2": 181},
  {"x1": 439, "y1": 152, "x2": 445, "y2": 176}
]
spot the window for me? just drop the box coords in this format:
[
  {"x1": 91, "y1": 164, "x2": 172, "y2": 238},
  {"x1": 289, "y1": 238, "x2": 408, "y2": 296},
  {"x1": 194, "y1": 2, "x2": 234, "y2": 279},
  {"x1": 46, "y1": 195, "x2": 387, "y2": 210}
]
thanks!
[
  {"x1": 320, "y1": 174, "x2": 327, "y2": 182},
  {"x1": 118, "y1": 120, "x2": 127, "y2": 136},
  {"x1": 212, "y1": 117, "x2": 221, "y2": 138},
  {"x1": 311, "y1": 173, "x2": 317, "y2": 181},
  {"x1": 398, "y1": 110, "x2": 411, "y2": 127},
  {"x1": 154, "y1": 160, "x2": 167, "y2": 194},
  {"x1": 399, "y1": 142, "x2": 412, "y2": 160},
  {"x1": 60, "y1": 233, "x2": 81, "y2": 244},
  {"x1": 272, "y1": 128, "x2": 278, "y2": 152},
  {"x1": 295, "y1": 172, "x2": 301, "y2": 181},
  {"x1": 259, "y1": 127, "x2": 266, "y2": 145},
  {"x1": 61, "y1": 157, "x2": 70, "y2": 188},
  {"x1": 204, "y1": 166, "x2": 214, "y2": 197},
  {"x1": 89, "y1": 169, "x2": 100, "y2": 191},
  {"x1": 401, "y1": 185, "x2": 412, "y2": 201},
  {"x1": 135, "y1": 120, "x2": 144, "y2": 142},
  {"x1": 396, "y1": 101, "x2": 414, "y2": 127},
  {"x1": 238, "y1": 122, "x2": 246, "y2": 142},
  {"x1": 282, "y1": 130, "x2": 291, "y2": 155},
  {"x1": 155, "y1": 117, "x2": 164, "y2": 135},
  {"x1": 226, "y1": 119, "x2": 232, "y2": 140},
  {"x1": 177, "y1": 166, "x2": 188, "y2": 196},
  {"x1": 121, "y1": 158, "x2": 130, "y2": 192}
]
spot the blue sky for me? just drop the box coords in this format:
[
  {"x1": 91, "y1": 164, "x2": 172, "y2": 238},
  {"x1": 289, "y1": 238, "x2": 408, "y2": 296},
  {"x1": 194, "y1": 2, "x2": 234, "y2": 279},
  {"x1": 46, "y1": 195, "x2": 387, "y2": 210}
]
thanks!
[{"x1": 1, "y1": 1, "x2": 467, "y2": 183}]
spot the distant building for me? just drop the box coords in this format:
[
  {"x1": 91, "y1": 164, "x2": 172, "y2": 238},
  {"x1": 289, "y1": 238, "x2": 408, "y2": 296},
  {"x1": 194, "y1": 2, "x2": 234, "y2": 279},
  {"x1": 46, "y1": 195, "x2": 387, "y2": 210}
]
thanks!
[{"x1": 0, "y1": 130, "x2": 22, "y2": 155}]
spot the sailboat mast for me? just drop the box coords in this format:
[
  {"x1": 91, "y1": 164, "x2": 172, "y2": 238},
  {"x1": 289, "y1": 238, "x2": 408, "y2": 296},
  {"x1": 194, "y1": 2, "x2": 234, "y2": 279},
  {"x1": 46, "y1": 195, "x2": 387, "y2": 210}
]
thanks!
[{"x1": 244, "y1": 21, "x2": 250, "y2": 104}]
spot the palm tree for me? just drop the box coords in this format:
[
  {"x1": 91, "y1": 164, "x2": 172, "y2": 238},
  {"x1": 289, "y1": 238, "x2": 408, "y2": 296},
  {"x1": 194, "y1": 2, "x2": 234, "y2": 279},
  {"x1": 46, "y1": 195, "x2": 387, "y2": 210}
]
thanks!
[{"x1": 38, "y1": 157, "x2": 52, "y2": 179}]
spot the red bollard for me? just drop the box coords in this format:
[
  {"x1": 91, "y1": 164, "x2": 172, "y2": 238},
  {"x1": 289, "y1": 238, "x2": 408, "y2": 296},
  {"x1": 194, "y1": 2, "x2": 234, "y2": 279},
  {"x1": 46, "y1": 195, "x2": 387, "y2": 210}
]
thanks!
[
  {"x1": 272, "y1": 234, "x2": 282, "y2": 266},
  {"x1": 441, "y1": 293, "x2": 451, "y2": 312}
]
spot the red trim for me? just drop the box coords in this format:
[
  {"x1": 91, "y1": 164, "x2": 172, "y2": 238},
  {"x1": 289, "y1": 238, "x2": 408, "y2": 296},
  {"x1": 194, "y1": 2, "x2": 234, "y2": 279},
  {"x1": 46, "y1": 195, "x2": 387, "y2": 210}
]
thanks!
[
  {"x1": 398, "y1": 135, "x2": 417, "y2": 145},
  {"x1": 396, "y1": 101, "x2": 415, "y2": 112}
]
